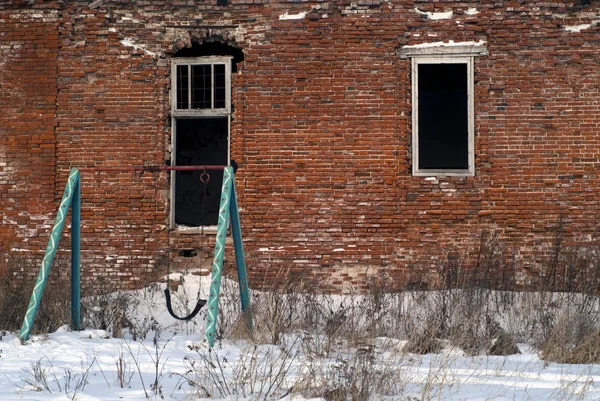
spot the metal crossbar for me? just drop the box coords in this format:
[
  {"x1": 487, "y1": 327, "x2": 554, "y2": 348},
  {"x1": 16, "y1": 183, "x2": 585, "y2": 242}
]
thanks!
[{"x1": 77, "y1": 165, "x2": 229, "y2": 172}]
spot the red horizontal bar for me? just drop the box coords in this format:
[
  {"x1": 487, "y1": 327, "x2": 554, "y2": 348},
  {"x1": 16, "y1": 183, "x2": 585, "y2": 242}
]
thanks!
[{"x1": 77, "y1": 165, "x2": 229, "y2": 172}]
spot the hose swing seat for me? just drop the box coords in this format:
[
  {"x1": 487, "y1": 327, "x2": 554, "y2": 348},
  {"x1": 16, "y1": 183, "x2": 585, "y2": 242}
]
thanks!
[{"x1": 164, "y1": 170, "x2": 212, "y2": 321}]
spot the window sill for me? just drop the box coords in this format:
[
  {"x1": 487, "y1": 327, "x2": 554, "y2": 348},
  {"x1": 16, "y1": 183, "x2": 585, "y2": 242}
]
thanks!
[
  {"x1": 413, "y1": 169, "x2": 474, "y2": 177},
  {"x1": 172, "y1": 225, "x2": 219, "y2": 234}
]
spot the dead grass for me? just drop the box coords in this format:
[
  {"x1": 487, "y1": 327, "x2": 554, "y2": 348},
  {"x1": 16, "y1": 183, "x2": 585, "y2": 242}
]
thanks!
[
  {"x1": 4, "y1": 224, "x2": 600, "y2": 371},
  {"x1": 0, "y1": 276, "x2": 71, "y2": 334},
  {"x1": 215, "y1": 228, "x2": 600, "y2": 366},
  {"x1": 0, "y1": 275, "x2": 29, "y2": 331}
]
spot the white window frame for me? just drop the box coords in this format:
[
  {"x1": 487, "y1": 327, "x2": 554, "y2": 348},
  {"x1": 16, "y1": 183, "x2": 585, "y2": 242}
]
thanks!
[
  {"x1": 170, "y1": 56, "x2": 233, "y2": 117},
  {"x1": 412, "y1": 56, "x2": 474, "y2": 176},
  {"x1": 400, "y1": 45, "x2": 487, "y2": 177},
  {"x1": 170, "y1": 56, "x2": 233, "y2": 229}
]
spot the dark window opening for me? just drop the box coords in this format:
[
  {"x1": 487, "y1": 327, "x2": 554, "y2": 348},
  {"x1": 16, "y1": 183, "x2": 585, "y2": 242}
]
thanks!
[
  {"x1": 418, "y1": 63, "x2": 468, "y2": 170},
  {"x1": 175, "y1": 118, "x2": 228, "y2": 226},
  {"x1": 214, "y1": 64, "x2": 226, "y2": 108},
  {"x1": 176, "y1": 65, "x2": 189, "y2": 109},
  {"x1": 191, "y1": 64, "x2": 212, "y2": 109},
  {"x1": 177, "y1": 64, "x2": 225, "y2": 111},
  {"x1": 172, "y1": 42, "x2": 244, "y2": 228}
]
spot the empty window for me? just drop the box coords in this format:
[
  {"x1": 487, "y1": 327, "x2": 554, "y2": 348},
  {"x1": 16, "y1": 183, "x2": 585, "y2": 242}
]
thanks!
[
  {"x1": 400, "y1": 44, "x2": 487, "y2": 176},
  {"x1": 418, "y1": 63, "x2": 469, "y2": 170},
  {"x1": 171, "y1": 56, "x2": 232, "y2": 227},
  {"x1": 412, "y1": 57, "x2": 474, "y2": 176},
  {"x1": 174, "y1": 118, "x2": 228, "y2": 226}
]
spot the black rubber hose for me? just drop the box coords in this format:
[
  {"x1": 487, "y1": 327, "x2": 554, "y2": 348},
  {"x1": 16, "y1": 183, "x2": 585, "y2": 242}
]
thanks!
[{"x1": 164, "y1": 288, "x2": 207, "y2": 321}]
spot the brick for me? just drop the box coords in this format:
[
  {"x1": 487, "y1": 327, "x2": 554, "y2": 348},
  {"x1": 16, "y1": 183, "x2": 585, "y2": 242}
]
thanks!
[{"x1": 1, "y1": 1, "x2": 600, "y2": 292}]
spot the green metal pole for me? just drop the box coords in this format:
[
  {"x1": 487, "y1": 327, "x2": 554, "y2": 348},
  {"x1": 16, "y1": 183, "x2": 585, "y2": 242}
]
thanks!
[
  {"x1": 229, "y1": 178, "x2": 253, "y2": 332},
  {"x1": 71, "y1": 177, "x2": 81, "y2": 331},
  {"x1": 19, "y1": 168, "x2": 80, "y2": 341},
  {"x1": 204, "y1": 167, "x2": 233, "y2": 347}
]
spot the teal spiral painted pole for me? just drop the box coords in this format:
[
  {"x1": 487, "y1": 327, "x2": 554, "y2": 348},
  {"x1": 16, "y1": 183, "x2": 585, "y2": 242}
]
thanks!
[
  {"x1": 229, "y1": 178, "x2": 253, "y2": 331},
  {"x1": 71, "y1": 177, "x2": 81, "y2": 331},
  {"x1": 204, "y1": 167, "x2": 233, "y2": 347},
  {"x1": 19, "y1": 168, "x2": 81, "y2": 341}
]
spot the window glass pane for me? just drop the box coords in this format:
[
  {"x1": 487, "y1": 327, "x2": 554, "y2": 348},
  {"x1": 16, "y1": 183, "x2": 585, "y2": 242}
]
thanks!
[
  {"x1": 214, "y1": 64, "x2": 226, "y2": 109},
  {"x1": 175, "y1": 118, "x2": 228, "y2": 226},
  {"x1": 418, "y1": 63, "x2": 468, "y2": 170},
  {"x1": 176, "y1": 65, "x2": 189, "y2": 109},
  {"x1": 191, "y1": 65, "x2": 212, "y2": 109}
]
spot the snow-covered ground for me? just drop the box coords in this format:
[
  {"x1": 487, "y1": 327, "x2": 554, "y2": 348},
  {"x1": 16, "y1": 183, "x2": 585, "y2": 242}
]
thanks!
[
  {"x1": 3, "y1": 330, "x2": 600, "y2": 400},
  {"x1": 2, "y1": 276, "x2": 600, "y2": 400}
]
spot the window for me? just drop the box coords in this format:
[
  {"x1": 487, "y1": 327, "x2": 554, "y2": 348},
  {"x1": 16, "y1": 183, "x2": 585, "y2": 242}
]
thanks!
[
  {"x1": 413, "y1": 58, "x2": 472, "y2": 174},
  {"x1": 172, "y1": 57, "x2": 232, "y2": 116},
  {"x1": 171, "y1": 56, "x2": 232, "y2": 227},
  {"x1": 400, "y1": 44, "x2": 487, "y2": 176}
]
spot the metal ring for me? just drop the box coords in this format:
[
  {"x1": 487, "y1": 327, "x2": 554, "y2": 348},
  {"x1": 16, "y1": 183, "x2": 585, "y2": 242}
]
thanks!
[{"x1": 199, "y1": 172, "x2": 210, "y2": 183}]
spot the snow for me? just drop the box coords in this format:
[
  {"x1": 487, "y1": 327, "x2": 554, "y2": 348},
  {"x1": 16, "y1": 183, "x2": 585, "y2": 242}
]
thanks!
[
  {"x1": 3, "y1": 280, "x2": 600, "y2": 400},
  {"x1": 465, "y1": 7, "x2": 480, "y2": 16},
  {"x1": 415, "y1": 8, "x2": 453, "y2": 20},
  {"x1": 3, "y1": 330, "x2": 600, "y2": 400},
  {"x1": 279, "y1": 11, "x2": 307, "y2": 20},
  {"x1": 402, "y1": 40, "x2": 487, "y2": 49}
]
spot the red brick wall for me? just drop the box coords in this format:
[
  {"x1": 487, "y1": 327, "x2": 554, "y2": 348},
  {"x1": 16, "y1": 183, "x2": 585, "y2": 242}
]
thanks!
[
  {"x1": 2, "y1": 1, "x2": 600, "y2": 291},
  {"x1": 54, "y1": 7, "x2": 171, "y2": 285},
  {"x1": 0, "y1": 7, "x2": 59, "y2": 276}
]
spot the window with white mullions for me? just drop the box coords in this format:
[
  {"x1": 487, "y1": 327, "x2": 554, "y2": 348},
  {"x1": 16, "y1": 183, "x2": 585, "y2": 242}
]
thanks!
[
  {"x1": 172, "y1": 56, "x2": 232, "y2": 116},
  {"x1": 170, "y1": 56, "x2": 233, "y2": 228}
]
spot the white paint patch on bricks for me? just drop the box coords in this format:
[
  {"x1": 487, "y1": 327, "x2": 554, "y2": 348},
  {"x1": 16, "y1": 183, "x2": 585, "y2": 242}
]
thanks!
[
  {"x1": 415, "y1": 8, "x2": 453, "y2": 20},
  {"x1": 0, "y1": 150, "x2": 15, "y2": 186},
  {"x1": 563, "y1": 21, "x2": 600, "y2": 33},
  {"x1": 119, "y1": 38, "x2": 156, "y2": 57},
  {"x1": 402, "y1": 40, "x2": 487, "y2": 49},
  {"x1": 279, "y1": 11, "x2": 307, "y2": 20}
]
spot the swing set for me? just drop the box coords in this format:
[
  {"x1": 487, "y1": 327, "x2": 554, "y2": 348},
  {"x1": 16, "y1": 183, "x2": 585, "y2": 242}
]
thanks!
[{"x1": 18, "y1": 165, "x2": 252, "y2": 348}]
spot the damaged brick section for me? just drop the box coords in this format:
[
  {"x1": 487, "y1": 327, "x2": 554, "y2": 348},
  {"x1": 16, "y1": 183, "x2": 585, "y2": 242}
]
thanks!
[{"x1": 1, "y1": 1, "x2": 600, "y2": 291}]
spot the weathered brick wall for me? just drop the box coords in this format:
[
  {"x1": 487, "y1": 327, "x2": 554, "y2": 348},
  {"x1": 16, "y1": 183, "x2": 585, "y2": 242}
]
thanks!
[
  {"x1": 2, "y1": 0, "x2": 600, "y2": 291},
  {"x1": 0, "y1": 6, "x2": 59, "y2": 276},
  {"x1": 54, "y1": 5, "x2": 171, "y2": 285}
]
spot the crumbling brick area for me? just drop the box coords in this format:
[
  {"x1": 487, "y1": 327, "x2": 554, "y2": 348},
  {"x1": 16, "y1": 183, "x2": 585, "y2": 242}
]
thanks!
[{"x1": 1, "y1": 0, "x2": 600, "y2": 291}]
